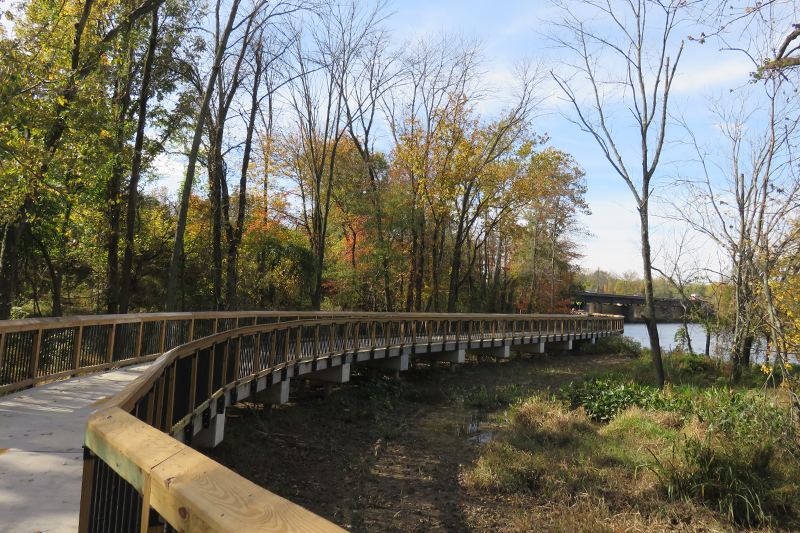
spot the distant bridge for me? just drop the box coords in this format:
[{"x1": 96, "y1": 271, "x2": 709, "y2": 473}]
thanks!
[{"x1": 573, "y1": 292, "x2": 698, "y2": 323}]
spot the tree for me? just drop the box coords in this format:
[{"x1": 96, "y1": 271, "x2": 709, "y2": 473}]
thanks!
[
  {"x1": 285, "y1": 0, "x2": 387, "y2": 310},
  {"x1": 549, "y1": 0, "x2": 693, "y2": 387},
  {"x1": 386, "y1": 32, "x2": 486, "y2": 312},
  {"x1": 0, "y1": 0, "x2": 165, "y2": 319},
  {"x1": 672, "y1": 79, "x2": 800, "y2": 377}
]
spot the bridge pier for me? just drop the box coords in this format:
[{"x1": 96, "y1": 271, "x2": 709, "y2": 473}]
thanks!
[
  {"x1": 466, "y1": 346, "x2": 510, "y2": 360},
  {"x1": 194, "y1": 408, "x2": 225, "y2": 448},
  {"x1": 513, "y1": 342, "x2": 545, "y2": 354},
  {"x1": 356, "y1": 354, "x2": 408, "y2": 381},
  {"x1": 411, "y1": 349, "x2": 465, "y2": 372},
  {"x1": 305, "y1": 363, "x2": 351, "y2": 398},
  {"x1": 546, "y1": 340, "x2": 572, "y2": 351},
  {"x1": 255, "y1": 378, "x2": 291, "y2": 405}
]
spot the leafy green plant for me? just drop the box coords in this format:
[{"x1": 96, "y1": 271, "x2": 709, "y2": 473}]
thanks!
[
  {"x1": 560, "y1": 378, "x2": 659, "y2": 421},
  {"x1": 452, "y1": 383, "x2": 527, "y2": 408}
]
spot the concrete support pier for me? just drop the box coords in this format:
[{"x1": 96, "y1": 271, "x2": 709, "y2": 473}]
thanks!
[
  {"x1": 466, "y1": 346, "x2": 510, "y2": 359},
  {"x1": 513, "y1": 342, "x2": 545, "y2": 354},
  {"x1": 546, "y1": 340, "x2": 573, "y2": 351}
]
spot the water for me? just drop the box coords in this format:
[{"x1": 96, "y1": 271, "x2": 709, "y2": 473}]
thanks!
[
  {"x1": 623, "y1": 323, "x2": 708, "y2": 352},
  {"x1": 428, "y1": 409, "x2": 494, "y2": 444},
  {"x1": 624, "y1": 323, "x2": 771, "y2": 362}
]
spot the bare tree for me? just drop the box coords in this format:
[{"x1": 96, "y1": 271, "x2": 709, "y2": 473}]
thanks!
[
  {"x1": 549, "y1": 0, "x2": 694, "y2": 387},
  {"x1": 672, "y1": 79, "x2": 800, "y2": 377},
  {"x1": 286, "y1": 0, "x2": 386, "y2": 310},
  {"x1": 341, "y1": 20, "x2": 401, "y2": 310}
]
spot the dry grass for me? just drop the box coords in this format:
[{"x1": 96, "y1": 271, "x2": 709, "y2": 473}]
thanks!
[{"x1": 462, "y1": 397, "x2": 800, "y2": 532}]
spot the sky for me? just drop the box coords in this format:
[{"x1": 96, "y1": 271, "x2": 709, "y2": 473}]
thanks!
[{"x1": 153, "y1": 0, "x2": 761, "y2": 278}]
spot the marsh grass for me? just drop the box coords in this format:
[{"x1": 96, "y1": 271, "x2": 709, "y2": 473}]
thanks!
[{"x1": 464, "y1": 388, "x2": 800, "y2": 530}]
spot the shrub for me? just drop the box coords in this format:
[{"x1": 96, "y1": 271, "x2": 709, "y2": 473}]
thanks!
[
  {"x1": 652, "y1": 388, "x2": 800, "y2": 526},
  {"x1": 579, "y1": 335, "x2": 643, "y2": 357},
  {"x1": 674, "y1": 352, "x2": 714, "y2": 374},
  {"x1": 559, "y1": 378, "x2": 660, "y2": 421}
]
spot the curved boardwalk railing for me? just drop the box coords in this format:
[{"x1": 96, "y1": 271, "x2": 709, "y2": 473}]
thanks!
[
  {"x1": 0, "y1": 311, "x2": 374, "y2": 394},
  {"x1": 75, "y1": 312, "x2": 623, "y2": 532}
]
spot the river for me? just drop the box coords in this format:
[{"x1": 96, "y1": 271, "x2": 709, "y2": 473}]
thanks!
[
  {"x1": 622, "y1": 323, "x2": 770, "y2": 362},
  {"x1": 623, "y1": 323, "x2": 707, "y2": 351}
]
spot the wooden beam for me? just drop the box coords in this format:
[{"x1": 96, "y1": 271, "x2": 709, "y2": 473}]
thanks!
[
  {"x1": 149, "y1": 447, "x2": 347, "y2": 533},
  {"x1": 72, "y1": 325, "x2": 84, "y2": 373},
  {"x1": 28, "y1": 329, "x2": 43, "y2": 382}
]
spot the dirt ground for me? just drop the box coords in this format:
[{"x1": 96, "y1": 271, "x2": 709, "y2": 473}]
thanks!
[{"x1": 206, "y1": 352, "x2": 630, "y2": 532}]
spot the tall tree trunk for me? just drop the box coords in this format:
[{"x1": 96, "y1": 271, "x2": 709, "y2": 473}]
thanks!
[
  {"x1": 209, "y1": 123, "x2": 224, "y2": 310},
  {"x1": 225, "y1": 47, "x2": 262, "y2": 310},
  {"x1": 0, "y1": 210, "x2": 28, "y2": 319},
  {"x1": 165, "y1": 0, "x2": 242, "y2": 311},
  {"x1": 641, "y1": 204, "x2": 665, "y2": 388},
  {"x1": 120, "y1": 8, "x2": 159, "y2": 314},
  {"x1": 107, "y1": 55, "x2": 133, "y2": 315},
  {"x1": 446, "y1": 189, "x2": 471, "y2": 313},
  {"x1": 35, "y1": 238, "x2": 63, "y2": 317}
]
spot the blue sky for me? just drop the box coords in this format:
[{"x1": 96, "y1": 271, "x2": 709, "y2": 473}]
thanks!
[{"x1": 153, "y1": 0, "x2": 759, "y2": 277}]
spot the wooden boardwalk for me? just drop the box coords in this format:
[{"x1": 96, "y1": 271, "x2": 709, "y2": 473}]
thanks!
[
  {"x1": 0, "y1": 312, "x2": 623, "y2": 532},
  {"x1": 0, "y1": 364, "x2": 150, "y2": 533}
]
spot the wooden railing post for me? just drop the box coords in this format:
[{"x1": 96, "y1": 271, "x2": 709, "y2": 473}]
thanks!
[
  {"x1": 134, "y1": 321, "x2": 143, "y2": 359},
  {"x1": 296, "y1": 327, "x2": 302, "y2": 359},
  {"x1": 154, "y1": 375, "x2": 166, "y2": 431},
  {"x1": 270, "y1": 331, "x2": 278, "y2": 369},
  {"x1": 106, "y1": 324, "x2": 117, "y2": 365},
  {"x1": 234, "y1": 336, "x2": 242, "y2": 381},
  {"x1": 0, "y1": 332, "x2": 6, "y2": 377},
  {"x1": 72, "y1": 326, "x2": 84, "y2": 372},
  {"x1": 188, "y1": 351, "x2": 199, "y2": 411},
  {"x1": 253, "y1": 334, "x2": 261, "y2": 376},
  {"x1": 314, "y1": 324, "x2": 320, "y2": 356},
  {"x1": 139, "y1": 476, "x2": 152, "y2": 533},
  {"x1": 77, "y1": 449, "x2": 95, "y2": 533},
  {"x1": 207, "y1": 346, "x2": 215, "y2": 401},
  {"x1": 188, "y1": 318, "x2": 195, "y2": 342},
  {"x1": 165, "y1": 363, "x2": 176, "y2": 429},
  {"x1": 159, "y1": 320, "x2": 167, "y2": 354},
  {"x1": 28, "y1": 328, "x2": 43, "y2": 383}
]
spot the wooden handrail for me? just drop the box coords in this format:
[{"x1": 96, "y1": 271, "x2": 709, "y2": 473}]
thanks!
[
  {"x1": 0, "y1": 310, "x2": 377, "y2": 394},
  {"x1": 0, "y1": 310, "x2": 623, "y2": 394},
  {"x1": 79, "y1": 312, "x2": 624, "y2": 532}
]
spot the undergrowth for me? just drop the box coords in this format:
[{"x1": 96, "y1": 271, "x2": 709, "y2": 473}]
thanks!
[{"x1": 464, "y1": 343, "x2": 800, "y2": 530}]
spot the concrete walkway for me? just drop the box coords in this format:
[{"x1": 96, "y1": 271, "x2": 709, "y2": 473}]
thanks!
[{"x1": 0, "y1": 364, "x2": 151, "y2": 533}]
